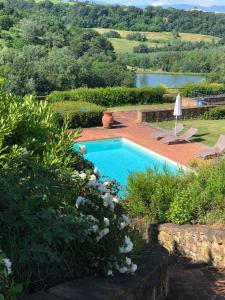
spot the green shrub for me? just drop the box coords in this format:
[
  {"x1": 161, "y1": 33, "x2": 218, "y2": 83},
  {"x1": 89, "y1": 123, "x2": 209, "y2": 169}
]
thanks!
[
  {"x1": 125, "y1": 168, "x2": 180, "y2": 223},
  {"x1": 133, "y1": 44, "x2": 150, "y2": 54},
  {"x1": 48, "y1": 86, "x2": 167, "y2": 107},
  {"x1": 181, "y1": 81, "x2": 225, "y2": 97},
  {"x1": 104, "y1": 31, "x2": 121, "y2": 38},
  {"x1": 51, "y1": 101, "x2": 105, "y2": 128},
  {"x1": 126, "y1": 32, "x2": 147, "y2": 42},
  {"x1": 126, "y1": 160, "x2": 225, "y2": 226},
  {"x1": 202, "y1": 105, "x2": 225, "y2": 120}
]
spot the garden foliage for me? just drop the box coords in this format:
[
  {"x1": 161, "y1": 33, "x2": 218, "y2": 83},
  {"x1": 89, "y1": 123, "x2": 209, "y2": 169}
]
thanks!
[
  {"x1": 203, "y1": 105, "x2": 225, "y2": 120},
  {"x1": 126, "y1": 162, "x2": 225, "y2": 226},
  {"x1": 0, "y1": 94, "x2": 137, "y2": 298},
  {"x1": 48, "y1": 86, "x2": 167, "y2": 107},
  {"x1": 51, "y1": 101, "x2": 105, "y2": 128},
  {"x1": 181, "y1": 82, "x2": 225, "y2": 97}
]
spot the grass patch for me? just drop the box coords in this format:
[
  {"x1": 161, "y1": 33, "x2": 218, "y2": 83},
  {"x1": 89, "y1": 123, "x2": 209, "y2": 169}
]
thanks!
[
  {"x1": 95, "y1": 28, "x2": 219, "y2": 54},
  {"x1": 108, "y1": 38, "x2": 163, "y2": 54},
  {"x1": 152, "y1": 119, "x2": 225, "y2": 146},
  {"x1": 109, "y1": 103, "x2": 174, "y2": 112}
]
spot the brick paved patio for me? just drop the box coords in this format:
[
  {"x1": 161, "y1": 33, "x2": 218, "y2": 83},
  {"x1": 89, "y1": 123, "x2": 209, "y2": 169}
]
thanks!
[{"x1": 78, "y1": 111, "x2": 204, "y2": 166}]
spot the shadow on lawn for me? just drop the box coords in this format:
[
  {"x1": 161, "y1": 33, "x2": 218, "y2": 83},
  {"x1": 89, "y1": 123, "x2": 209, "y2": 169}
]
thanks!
[{"x1": 191, "y1": 132, "x2": 209, "y2": 143}]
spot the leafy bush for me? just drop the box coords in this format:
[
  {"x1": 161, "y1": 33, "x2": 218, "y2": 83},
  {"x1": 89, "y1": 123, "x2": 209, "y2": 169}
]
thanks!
[
  {"x1": 202, "y1": 105, "x2": 225, "y2": 120},
  {"x1": 0, "y1": 93, "x2": 138, "y2": 296},
  {"x1": 133, "y1": 44, "x2": 150, "y2": 54},
  {"x1": 48, "y1": 86, "x2": 167, "y2": 107},
  {"x1": 181, "y1": 81, "x2": 225, "y2": 97},
  {"x1": 126, "y1": 161, "x2": 225, "y2": 226},
  {"x1": 51, "y1": 101, "x2": 105, "y2": 128},
  {"x1": 125, "y1": 168, "x2": 181, "y2": 223},
  {"x1": 104, "y1": 31, "x2": 121, "y2": 38},
  {"x1": 127, "y1": 33, "x2": 147, "y2": 42}
]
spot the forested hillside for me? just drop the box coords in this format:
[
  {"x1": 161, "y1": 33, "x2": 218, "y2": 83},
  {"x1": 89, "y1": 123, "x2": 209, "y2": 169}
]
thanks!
[
  {"x1": 0, "y1": 0, "x2": 225, "y2": 95},
  {"x1": 0, "y1": 0, "x2": 134, "y2": 95},
  {"x1": 64, "y1": 2, "x2": 225, "y2": 37}
]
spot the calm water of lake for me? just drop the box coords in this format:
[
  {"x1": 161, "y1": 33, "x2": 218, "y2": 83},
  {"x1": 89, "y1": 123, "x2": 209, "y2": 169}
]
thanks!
[{"x1": 136, "y1": 73, "x2": 205, "y2": 88}]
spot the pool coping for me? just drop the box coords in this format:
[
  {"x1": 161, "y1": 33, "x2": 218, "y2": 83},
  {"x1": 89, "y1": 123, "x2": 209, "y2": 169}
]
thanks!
[{"x1": 76, "y1": 136, "x2": 191, "y2": 172}]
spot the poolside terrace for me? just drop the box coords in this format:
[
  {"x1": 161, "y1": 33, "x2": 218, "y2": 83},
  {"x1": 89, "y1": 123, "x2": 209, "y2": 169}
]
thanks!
[{"x1": 77, "y1": 110, "x2": 204, "y2": 166}]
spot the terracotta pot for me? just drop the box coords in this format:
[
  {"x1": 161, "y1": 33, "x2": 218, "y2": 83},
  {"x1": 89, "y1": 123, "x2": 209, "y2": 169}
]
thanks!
[{"x1": 102, "y1": 111, "x2": 114, "y2": 128}]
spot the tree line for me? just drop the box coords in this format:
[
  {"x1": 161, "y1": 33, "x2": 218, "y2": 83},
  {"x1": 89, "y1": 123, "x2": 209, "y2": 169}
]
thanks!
[
  {"x1": 118, "y1": 46, "x2": 225, "y2": 82},
  {"x1": 0, "y1": 1, "x2": 134, "y2": 95}
]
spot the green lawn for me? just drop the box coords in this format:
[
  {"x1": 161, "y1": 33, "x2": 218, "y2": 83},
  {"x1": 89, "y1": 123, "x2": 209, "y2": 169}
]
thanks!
[
  {"x1": 109, "y1": 103, "x2": 174, "y2": 112},
  {"x1": 152, "y1": 119, "x2": 225, "y2": 146}
]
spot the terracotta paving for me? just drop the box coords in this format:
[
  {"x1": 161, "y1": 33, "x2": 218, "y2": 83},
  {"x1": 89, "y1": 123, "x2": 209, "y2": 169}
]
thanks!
[
  {"x1": 167, "y1": 263, "x2": 225, "y2": 300},
  {"x1": 78, "y1": 111, "x2": 204, "y2": 166}
]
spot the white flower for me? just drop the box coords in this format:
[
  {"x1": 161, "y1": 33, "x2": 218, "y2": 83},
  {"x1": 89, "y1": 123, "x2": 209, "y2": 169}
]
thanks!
[
  {"x1": 21, "y1": 148, "x2": 28, "y2": 156},
  {"x1": 104, "y1": 217, "x2": 110, "y2": 227},
  {"x1": 119, "y1": 222, "x2": 126, "y2": 230},
  {"x1": 3, "y1": 258, "x2": 12, "y2": 275},
  {"x1": 119, "y1": 236, "x2": 133, "y2": 253},
  {"x1": 87, "y1": 215, "x2": 98, "y2": 223},
  {"x1": 126, "y1": 257, "x2": 131, "y2": 265},
  {"x1": 87, "y1": 174, "x2": 97, "y2": 187},
  {"x1": 131, "y1": 263, "x2": 137, "y2": 273},
  {"x1": 75, "y1": 196, "x2": 85, "y2": 208},
  {"x1": 119, "y1": 266, "x2": 128, "y2": 274},
  {"x1": 42, "y1": 194, "x2": 47, "y2": 200},
  {"x1": 96, "y1": 228, "x2": 109, "y2": 241},
  {"x1": 119, "y1": 215, "x2": 130, "y2": 230},
  {"x1": 103, "y1": 181, "x2": 110, "y2": 186},
  {"x1": 79, "y1": 172, "x2": 86, "y2": 180},
  {"x1": 101, "y1": 228, "x2": 109, "y2": 237},
  {"x1": 102, "y1": 193, "x2": 114, "y2": 211},
  {"x1": 92, "y1": 225, "x2": 99, "y2": 233},
  {"x1": 98, "y1": 185, "x2": 108, "y2": 194},
  {"x1": 94, "y1": 167, "x2": 98, "y2": 174},
  {"x1": 107, "y1": 270, "x2": 113, "y2": 276},
  {"x1": 112, "y1": 197, "x2": 119, "y2": 203}
]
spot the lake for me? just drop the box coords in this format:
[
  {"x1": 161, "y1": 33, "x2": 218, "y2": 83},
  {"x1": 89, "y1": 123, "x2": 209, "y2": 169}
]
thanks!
[{"x1": 136, "y1": 73, "x2": 205, "y2": 88}]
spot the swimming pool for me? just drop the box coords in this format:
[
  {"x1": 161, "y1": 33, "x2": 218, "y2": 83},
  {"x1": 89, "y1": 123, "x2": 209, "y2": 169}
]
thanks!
[{"x1": 74, "y1": 138, "x2": 184, "y2": 186}]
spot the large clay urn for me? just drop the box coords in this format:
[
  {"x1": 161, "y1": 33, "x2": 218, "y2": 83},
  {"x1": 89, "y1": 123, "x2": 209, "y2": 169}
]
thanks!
[{"x1": 102, "y1": 111, "x2": 114, "y2": 128}]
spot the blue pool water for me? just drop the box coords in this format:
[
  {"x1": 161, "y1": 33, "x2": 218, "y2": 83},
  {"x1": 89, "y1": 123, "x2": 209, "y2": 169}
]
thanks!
[{"x1": 74, "y1": 138, "x2": 182, "y2": 186}]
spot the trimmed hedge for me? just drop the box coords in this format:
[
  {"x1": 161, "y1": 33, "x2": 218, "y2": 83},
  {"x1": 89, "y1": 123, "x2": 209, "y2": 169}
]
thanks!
[
  {"x1": 48, "y1": 86, "x2": 167, "y2": 107},
  {"x1": 203, "y1": 105, "x2": 225, "y2": 120},
  {"x1": 51, "y1": 101, "x2": 105, "y2": 128},
  {"x1": 181, "y1": 82, "x2": 225, "y2": 97}
]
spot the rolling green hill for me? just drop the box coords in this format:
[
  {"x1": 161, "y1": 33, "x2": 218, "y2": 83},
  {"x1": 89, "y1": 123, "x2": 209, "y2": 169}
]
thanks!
[{"x1": 95, "y1": 28, "x2": 219, "y2": 54}]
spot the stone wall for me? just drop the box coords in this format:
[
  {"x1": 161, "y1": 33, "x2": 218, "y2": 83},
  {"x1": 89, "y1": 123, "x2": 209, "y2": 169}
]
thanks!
[
  {"x1": 132, "y1": 221, "x2": 225, "y2": 266},
  {"x1": 24, "y1": 244, "x2": 169, "y2": 300},
  {"x1": 137, "y1": 106, "x2": 211, "y2": 123}
]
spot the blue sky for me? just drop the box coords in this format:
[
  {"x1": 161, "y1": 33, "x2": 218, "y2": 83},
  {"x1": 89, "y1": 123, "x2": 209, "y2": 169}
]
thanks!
[{"x1": 100, "y1": 0, "x2": 225, "y2": 6}]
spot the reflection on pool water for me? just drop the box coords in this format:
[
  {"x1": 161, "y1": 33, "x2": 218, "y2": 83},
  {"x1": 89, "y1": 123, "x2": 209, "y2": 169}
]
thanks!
[{"x1": 74, "y1": 138, "x2": 185, "y2": 186}]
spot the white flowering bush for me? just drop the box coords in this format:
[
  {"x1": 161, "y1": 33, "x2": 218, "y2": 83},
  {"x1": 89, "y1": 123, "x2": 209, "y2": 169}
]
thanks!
[
  {"x1": 0, "y1": 93, "x2": 138, "y2": 296},
  {"x1": 0, "y1": 251, "x2": 22, "y2": 300},
  {"x1": 73, "y1": 171, "x2": 137, "y2": 276}
]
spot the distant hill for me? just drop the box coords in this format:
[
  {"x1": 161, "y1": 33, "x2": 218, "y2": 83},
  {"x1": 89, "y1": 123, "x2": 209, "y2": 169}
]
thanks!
[
  {"x1": 87, "y1": 1, "x2": 225, "y2": 13},
  {"x1": 163, "y1": 4, "x2": 225, "y2": 13}
]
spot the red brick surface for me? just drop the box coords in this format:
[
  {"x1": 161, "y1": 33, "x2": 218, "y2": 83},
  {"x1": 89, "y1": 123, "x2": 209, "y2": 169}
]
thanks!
[{"x1": 78, "y1": 111, "x2": 204, "y2": 166}]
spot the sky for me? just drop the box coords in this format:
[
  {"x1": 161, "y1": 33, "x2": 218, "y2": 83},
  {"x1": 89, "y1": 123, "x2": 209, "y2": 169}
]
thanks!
[
  {"x1": 99, "y1": 0, "x2": 225, "y2": 6},
  {"x1": 150, "y1": 0, "x2": 225, "y2": 5}
]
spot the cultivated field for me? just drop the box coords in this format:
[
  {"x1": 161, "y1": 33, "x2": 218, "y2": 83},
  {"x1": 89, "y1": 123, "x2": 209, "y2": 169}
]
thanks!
[{"x1": 94, "y1": 28, "x2": 219, "y2": 54}]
